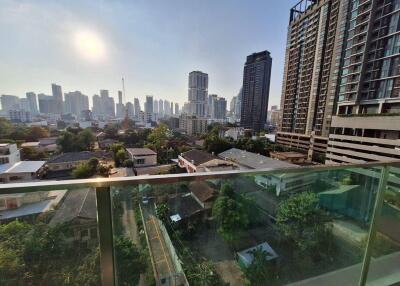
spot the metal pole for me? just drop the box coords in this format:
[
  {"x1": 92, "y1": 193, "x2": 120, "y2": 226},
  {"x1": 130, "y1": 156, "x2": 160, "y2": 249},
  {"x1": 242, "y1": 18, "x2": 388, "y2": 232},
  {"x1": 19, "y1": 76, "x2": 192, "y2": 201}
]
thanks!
[
  {"x1": 96, "y1": 186, "x2": 116, "y2": 286},
  {"x1": 358, "y1": 166, "x2": 389, "y2": 286}
]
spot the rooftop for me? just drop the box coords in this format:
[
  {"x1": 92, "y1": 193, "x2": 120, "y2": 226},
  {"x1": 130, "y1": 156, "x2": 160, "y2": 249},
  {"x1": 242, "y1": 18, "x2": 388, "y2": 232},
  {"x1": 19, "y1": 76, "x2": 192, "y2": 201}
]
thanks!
[
  {"x1": 219, "y1": 148, "x2": 297, "y2": 170},
  {"x1": 189, "y1": 181, "x2": 216, "y2": 203},
  {"x1": 167, "y1": 193, "x2": 203, "y2": 220},
  {"x1": 180, "y1": 149, "x2": 216, "y2": 166},
  {"x1": 126, "y1": 148, "x2": 157, "y2": 156},
  {"x1": 0, "y1": 161, "x2": 46, "y2": 174},
  {"x1": 47, "y1": 151, "x2": 110, "y2": 164}
]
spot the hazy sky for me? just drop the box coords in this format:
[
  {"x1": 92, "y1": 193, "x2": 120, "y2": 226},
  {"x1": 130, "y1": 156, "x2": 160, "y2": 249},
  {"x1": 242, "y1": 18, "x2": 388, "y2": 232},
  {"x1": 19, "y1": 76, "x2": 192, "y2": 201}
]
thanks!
[{"x1": 0, "y1": 0, "x2": 294, "y2": 109}]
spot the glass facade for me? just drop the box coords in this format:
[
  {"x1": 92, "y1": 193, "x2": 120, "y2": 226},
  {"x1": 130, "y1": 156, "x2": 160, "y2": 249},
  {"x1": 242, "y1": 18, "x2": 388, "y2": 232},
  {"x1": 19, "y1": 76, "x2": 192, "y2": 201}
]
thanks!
[{"x1": 0, "y1": 162, "x2": 399, "y2": 285}]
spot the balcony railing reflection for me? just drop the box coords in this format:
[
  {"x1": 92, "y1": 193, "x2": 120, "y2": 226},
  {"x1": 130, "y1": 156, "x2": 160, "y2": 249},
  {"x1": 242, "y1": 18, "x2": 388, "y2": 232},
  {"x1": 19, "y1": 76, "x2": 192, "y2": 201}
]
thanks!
[{"x1": 0, "y1": 161, "x2": 399, "y2": 286}]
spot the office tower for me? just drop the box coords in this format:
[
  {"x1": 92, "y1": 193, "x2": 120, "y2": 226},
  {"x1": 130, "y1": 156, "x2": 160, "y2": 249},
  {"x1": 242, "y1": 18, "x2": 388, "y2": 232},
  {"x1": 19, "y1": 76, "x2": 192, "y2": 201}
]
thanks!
[
  {"x1": 145, "y1": 95, "x2": 154, "y2": 122},
  {"x1": 9, "y1": 110, "x2": 31, "y2": 123},
  {"x1": 208, "y1": 94, "x2": 218, "y2": 118},
  {"x1": 37, "y1": 94, "x2": 57, "y2": 114},
  {"x1": 170, "y1": 102, "x2": 174, "y2": 115},
  {"x1": 98, "y1": 90, "x2": 115, "y2": 118},
  {"x1": 188, "y1": 71, "x2": 208, "y2": 117},
  {"x1": 116, "y1": 90, "x2": 125, "y2": 118},
  {"x1": 154, "y1": 99, "x2": 159, "y2": 114},
  {"x1": 51, "y1": 83, "x2": 63, "y2": 114},
  {"x1": 92, "y1": 94, "x2": 102, "y2": 117},
  {"x1": 175, "y1": 103, "x2": 179, "y2": 115},
  {"x1": 19, "y1": 98, "x2": 30, "y2": 112},
  {"x1": 1, "y1": 95, "x2": 19, "y2": 111},
  {"x1": 240, "y1": 51, "x2": 272, "y2": 131},
  {"x1": 325, "y1": 0, "x2": 400, "y2": 163},
  {"x1": 214, "y1": 97, "x2": 227, "y2": 120},
  {"x1": 80, "y1": 109, "x2": 93, "y2": 121},
  {"x1": 235, "y1": 88, "x2": 242, "y2": 120},
  {"x1": 26, "y1": 92, "x2": 39, "y2": 115},
  {"x1": 159, "y1": 99, "x2": 164, "y2": 116},
  {"x1": 230, "y1": 96, "x2": 237, "y2": 115},
  {"x1": 126, "y1": 102, "x2": 134, "y2": 118},
  {"x1": 64, "y1": 91, "x2": 89, "y2": 116},
  {"x1": 182, "y1": 102, "x2": 190, "y2": 114},
  {"x1": 134, "y1": 98, "x2": 141, "y2": 119},
  {"x1": 164, "y1": 100, "x2": 170, "y2": 116}
]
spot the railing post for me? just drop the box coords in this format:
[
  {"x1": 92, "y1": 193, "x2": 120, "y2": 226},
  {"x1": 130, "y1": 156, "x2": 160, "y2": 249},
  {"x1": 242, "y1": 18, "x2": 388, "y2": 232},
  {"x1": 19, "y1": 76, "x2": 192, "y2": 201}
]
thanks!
[
  {"x1": 96, "y1": 186, "x2": 116, "y2": 286},
  {"x1": 358, "y1": 166, "x2": 389, "y2": 286}
]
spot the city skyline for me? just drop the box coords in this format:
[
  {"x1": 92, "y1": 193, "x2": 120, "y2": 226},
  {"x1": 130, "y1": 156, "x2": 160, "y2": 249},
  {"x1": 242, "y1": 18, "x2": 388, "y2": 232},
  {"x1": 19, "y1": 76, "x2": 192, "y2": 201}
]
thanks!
[{"x1": 0, "y1": 0, "x2": 294, "y2": 108}]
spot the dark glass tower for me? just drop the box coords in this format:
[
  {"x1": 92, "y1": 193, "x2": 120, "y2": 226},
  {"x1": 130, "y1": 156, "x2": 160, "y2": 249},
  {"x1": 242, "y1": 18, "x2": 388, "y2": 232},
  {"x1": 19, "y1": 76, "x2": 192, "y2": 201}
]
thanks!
[{"x1": 240, "y1": 51, "x2": 272, "y2": 132}]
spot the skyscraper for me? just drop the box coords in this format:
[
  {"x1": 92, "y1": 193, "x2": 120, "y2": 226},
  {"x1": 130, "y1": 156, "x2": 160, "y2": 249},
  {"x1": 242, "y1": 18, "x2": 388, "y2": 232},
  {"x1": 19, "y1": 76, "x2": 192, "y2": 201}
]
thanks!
[
  {"x1": 240, "y1": 51, "x2": 272, "y2": 131},
  {"x1": 145, "y1": 95, "x2": 154, "y2": 123},
  {"x1": 26, "y1": 92, "x2": 39, "y2": 115},
  {"x1": 116, "y1": 90, "x2": 125, "y2": 118},
  {"x1": 51, "y1": 83, "x2": 63, "y2": 114},
  {"x1": 175, "y1": 103, "x2": 179, "y2": 115},
  {"x1": 153, "y1": 99, "x2": 159, "y2": 114},
  {"x1": 134, "y1": 98, "x2": 141, "y2": 119},
  {"x1": 159, "y1": 99, "x2": 164, "y2": 117},
  {"x1": 126, "y1": 102, "x2": 134, "y2": 118},
  {"x1": 0, "y1": 95, "x2": 19, "y2": 111},
  {"x1": 164, "y1": 100, "x2": 170, "y2": 116},
  {"x1": 188, "y1": 71, "x2": 208, "y2": 117},
  {"x1": 214, "y1": 97, "x2": 227, "y2": 120},
  {"x1": 64, "y1": 91, "x2": 89, "y2": 116}
]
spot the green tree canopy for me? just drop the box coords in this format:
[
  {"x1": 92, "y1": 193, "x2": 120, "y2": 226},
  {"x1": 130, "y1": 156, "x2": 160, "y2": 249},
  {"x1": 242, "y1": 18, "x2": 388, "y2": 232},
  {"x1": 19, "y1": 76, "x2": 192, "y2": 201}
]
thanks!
[
  {"x1": 242, "y1": 247, "x2": 277, "y2": 286},
  {"x1": 203, "y1": 135, "x2": 232, "y2": 155},
  {"x1": 57, "y1": 129, "x2": 96, "y2": 152}
]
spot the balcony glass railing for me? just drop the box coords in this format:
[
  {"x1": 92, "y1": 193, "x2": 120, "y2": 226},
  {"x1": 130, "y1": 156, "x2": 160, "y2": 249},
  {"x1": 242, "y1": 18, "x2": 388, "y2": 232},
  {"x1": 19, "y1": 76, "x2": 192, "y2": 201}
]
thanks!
[{"x1": 0, "y1": 162, "x2": 400, "y2": 286}]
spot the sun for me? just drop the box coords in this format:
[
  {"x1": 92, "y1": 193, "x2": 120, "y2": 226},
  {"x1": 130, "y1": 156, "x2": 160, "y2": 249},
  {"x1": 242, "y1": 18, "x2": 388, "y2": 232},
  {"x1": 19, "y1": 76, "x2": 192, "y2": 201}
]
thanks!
[{"x1": 74, "y1": 30, "x2": 106, "y2": 62}]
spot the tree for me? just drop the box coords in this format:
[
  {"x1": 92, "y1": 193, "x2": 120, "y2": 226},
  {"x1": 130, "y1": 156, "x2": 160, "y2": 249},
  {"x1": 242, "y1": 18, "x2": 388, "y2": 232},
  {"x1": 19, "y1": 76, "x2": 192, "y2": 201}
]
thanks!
[
  {"x1": 114, "y1": 236, "x2": 147, "y2": 286},
  {"x1": 57, "y1": 129, "x2": 95, "y2": 153},
  {"x1": 56, "y1": 131, "x2": 76, "y2": 152},
  {"x1": 187, "y1": 260, "x2": 224, "y2": 286},
  {"x1": 204, "y1": 135, "x2": 232, "y2": 154},
  {"x1": 0, "y1": 118, "x2": 13, "y2": 139},
  {"x1": 27, "y1": 126, "x2": 49, "y2": 141},
  {"x1": 156, "y1": 203, "x2": 170, "y2": 224},
  {"x1": 77, "y1": 129, "x2": 96, "y2": 151},
  {"x1": 72, "y1": 161, "x2": 97, "y2": 178},
  {"x1": 242, "y1": 247, "x2": 277, "y2": 286},
  {"x1": 212, "y1": 184, "x2": 249, "y2": 245},
  {"x1": 276, "y1": 192, "x2": 331, "y2": 253},
  {"x1": 21, "y1": 147, "x2": 47, "y2": 160},
  {"x1": 74, "y1": 248, "x2": 101, "y2": 286}
]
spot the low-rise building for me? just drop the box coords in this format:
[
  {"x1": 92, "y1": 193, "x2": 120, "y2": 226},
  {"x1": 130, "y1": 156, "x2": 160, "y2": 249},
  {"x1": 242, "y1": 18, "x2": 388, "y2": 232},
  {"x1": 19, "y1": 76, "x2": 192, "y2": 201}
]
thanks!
[
  {"x1": 98, "y1": 138, "x2": 118, "y2": 149},
  {"x1": 126, "y1": 148, "x2": 157, "y2": 167},
  {"x1": 0, "y1": 161, "x2": 46, "y2": 183},
  {"x1": 270, "y1": 151, "x2": 307, "y2": 164},
  {"x1": 0, "y1": 143, "x2": 20, "y2": 165},
  {"x1": 178, "y1": 149, "x2": 237, "y2": 173}
]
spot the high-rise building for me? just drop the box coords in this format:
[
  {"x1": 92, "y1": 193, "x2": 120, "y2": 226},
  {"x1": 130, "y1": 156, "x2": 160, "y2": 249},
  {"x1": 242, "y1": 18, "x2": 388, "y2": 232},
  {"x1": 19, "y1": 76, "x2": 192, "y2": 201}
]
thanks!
[
  {"x1": 325, "y1": 0, "x2": 400, "y2": 164},
  {"x1": 92, "y1": 94, "x2": 102, "y2": 117},
  {"x1": 153, "y1": 99, "x2": 159, "y2": 114},
  {"x1": 51, "y1": 83, "x2": 63, "y2": 114},
  {"x1": 188, "y1": 71, "x2": 208, "y2": 117},
  {"x1": 134, "y1": 98, "x2": 141, "y2": 119},
  {"x1": 278, "y1": 0, "x2": 400, "y2": 164},
  {"x1": 1, "y1": 95, "x2": 19, "y2": 111},
  {"x1": 214, "y1": 97, "x2": 227, "y2": 120},
  {"x1": 64, "y1": 91, "x2": 89, "y2": 116},
  {"x1": 240, "y1": 51, "x2": 272, "y2": 131},
  {"x1": 9, "y1": 110, "x2": 31, "y2": 123},
  {"x1": 38, "y1": 94, "x2": 58, "y2": 114},
  {"x1": 164, "y1": 100, "x2": 170, "y2": 116},
  {"x1": 116, "y1": 90, "x2": 125, "y2": 118},
  {"x1": 19, "y1": 98, "x2": 30, "y2": 112},
  {"x1": 159, "y1": 99, "x2": 164, "y2": 117},
  {"x1": 126, "y1": 102, "x2": 134, "y2": 118},
  {"x1": 230, "y1": 96, "x2": 237, "y2": 115},
  {"x1": 26, "y1": 92, "x2": 39, "y2": 115},
  {"x1": 235, "y1": 88, "x2": 242, "y2": 121},
  {"x1": 145, "y1": 95, "x2": 154, "y2": 123},
  {"x1": 170, "y1": 102, "x2": 174, "y2": 115},
  {"x1": 208, "y1": 94, "x2": 218, "y2": 118},
  {"x1": 175, "y1": 103, "x2": 180, "y2": 115}
]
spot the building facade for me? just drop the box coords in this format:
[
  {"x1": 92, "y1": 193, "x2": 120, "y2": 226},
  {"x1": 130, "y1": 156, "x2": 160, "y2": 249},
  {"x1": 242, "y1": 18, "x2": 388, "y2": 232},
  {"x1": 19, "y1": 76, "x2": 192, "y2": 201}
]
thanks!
[
  {"x1": 240, "y1": 51, "x2": 272, "y2": 132},
  {"x1": 188, "y1": 71, "x2": 208, "y2": 117}
]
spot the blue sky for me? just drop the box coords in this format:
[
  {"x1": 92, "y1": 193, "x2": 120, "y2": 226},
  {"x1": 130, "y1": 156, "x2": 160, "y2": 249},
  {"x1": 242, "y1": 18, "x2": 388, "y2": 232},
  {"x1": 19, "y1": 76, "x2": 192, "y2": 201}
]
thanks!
[{"x1": 0, "y1": 0, "x2": 294, "y2": 109}]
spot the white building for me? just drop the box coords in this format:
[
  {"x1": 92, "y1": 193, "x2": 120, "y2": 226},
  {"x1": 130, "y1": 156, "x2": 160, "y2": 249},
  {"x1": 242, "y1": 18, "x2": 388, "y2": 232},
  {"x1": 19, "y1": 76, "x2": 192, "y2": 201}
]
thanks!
[
  {"x1": 9, "y1": 109, "x2": 32, "y2": 123},
  {"x1": 0, "y1": 144, "x2": 20, "y2": 165}
]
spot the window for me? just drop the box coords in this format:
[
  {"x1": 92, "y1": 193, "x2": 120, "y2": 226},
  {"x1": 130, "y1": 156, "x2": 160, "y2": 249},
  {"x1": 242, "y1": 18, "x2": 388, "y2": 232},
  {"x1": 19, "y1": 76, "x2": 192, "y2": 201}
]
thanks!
[{"x1": 136, "y1": 158, "x2": 145, "y2": 165}]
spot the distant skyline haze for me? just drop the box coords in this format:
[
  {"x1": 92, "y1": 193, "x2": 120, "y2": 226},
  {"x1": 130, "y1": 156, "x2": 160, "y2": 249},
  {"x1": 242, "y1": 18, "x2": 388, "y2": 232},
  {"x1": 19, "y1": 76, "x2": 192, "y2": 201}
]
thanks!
[{"x1": 0, "y1": 0, "x2": 294, "y2": 109}]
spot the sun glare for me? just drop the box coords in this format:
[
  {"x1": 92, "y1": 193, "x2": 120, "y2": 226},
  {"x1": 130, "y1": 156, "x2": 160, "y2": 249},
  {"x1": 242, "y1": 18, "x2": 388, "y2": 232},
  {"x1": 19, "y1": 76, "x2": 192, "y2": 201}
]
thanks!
[{"x1": 74, "y1": 30, "x2": 106, "y2": 62}]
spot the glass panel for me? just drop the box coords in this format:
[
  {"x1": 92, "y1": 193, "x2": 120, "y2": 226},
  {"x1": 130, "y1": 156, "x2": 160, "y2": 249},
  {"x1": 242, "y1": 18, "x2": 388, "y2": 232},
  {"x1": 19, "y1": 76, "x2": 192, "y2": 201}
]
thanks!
[
  {"x1": 366, "y1": 166, "x2": 400, "y2": 285},
  {"x1": 0, "y1": 187, "x2": 101, "y2": 285},
  {"x1": 111, "y1": 166, "x2": 383, "y2": 285}
]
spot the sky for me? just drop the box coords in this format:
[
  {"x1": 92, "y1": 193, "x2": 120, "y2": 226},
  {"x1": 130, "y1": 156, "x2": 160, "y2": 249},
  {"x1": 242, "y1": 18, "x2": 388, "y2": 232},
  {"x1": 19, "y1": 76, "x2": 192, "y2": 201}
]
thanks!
[{"x1": 0, "y1": 0, "x2": 294, "y2": 109}]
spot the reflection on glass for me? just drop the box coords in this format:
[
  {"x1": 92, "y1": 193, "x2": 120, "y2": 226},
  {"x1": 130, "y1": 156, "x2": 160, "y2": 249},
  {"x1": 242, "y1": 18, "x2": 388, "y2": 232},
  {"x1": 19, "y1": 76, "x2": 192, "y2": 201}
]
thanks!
[{"x1": 0, "y1": 188, "x2": 101, "y2": 286}]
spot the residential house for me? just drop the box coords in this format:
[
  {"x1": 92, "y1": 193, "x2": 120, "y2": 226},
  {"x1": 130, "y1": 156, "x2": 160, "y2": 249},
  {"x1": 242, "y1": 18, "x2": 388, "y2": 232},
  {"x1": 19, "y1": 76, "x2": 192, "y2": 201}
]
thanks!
[
  {"x1": 0, "y1": 143, "x2": 20, "y2": 165},
  {"x1": 0, "y1": 161, "x2": 46, "y2": 183},
  {"x1": 270, "y1": 151, "x2": 307, "y2": 164},
  {"x1": 178, "y1": 149, "x2": 237, "y2": 173},
  {"x1": 126, "y1": 148, "x2": 157, "y2": 167}
]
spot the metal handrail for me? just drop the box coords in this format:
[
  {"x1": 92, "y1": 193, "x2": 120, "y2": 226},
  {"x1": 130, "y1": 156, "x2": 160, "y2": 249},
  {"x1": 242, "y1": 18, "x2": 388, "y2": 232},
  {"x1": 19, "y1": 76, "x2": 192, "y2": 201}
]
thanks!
[{"x1": 1, "y1": 160, "x2": 400, "y2": 194}]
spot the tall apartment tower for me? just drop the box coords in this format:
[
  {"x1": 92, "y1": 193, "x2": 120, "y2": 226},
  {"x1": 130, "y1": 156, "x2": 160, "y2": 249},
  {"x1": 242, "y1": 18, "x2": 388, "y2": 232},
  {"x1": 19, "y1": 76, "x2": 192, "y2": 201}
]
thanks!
[
  {"x1": 145, "y1": 95, "x2": 154, "y2": 123},
  {"x1": 134, "y1": 98, "x2": 141, "y2": 119},
  {"x1": 278, "y1": 0, "x2": 342, "y2": 159},
  {"x1": 240, "y1": 51, "x2": 272, "y2": 132},
  {"x1": 326, "y1": 0, "x2": 400, "y2": 163},
  {"x1": 175, "y1": 103, "x2": 180, "y2": 115},
  {"x1": 51, "y1": 83, "x2": 63, "y2": 114},
  {"x1": 26, "y1": 92, "x2": 39, "y2": 115},
  {"x1": 116, "y1": 90, "x2": 125, "y2": 118},
  {"x1": 188, "y1": 71, "x2": 208, "y2": 117}
]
